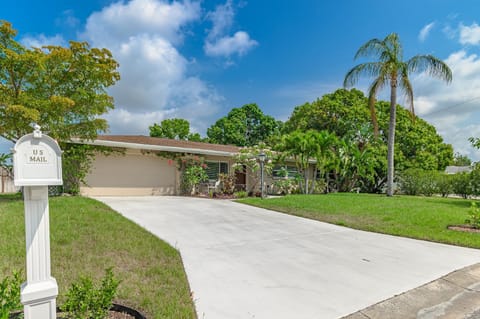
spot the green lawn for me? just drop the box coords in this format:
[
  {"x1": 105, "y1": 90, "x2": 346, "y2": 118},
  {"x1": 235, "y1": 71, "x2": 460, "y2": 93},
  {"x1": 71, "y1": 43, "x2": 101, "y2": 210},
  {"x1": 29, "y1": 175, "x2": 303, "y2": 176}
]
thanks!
[
  {"x1": 0, "y1": 194, "x2": 197, "y2": 319},
  {"x1": 239, "y1": 193, "x2": 480, "y2": 249}
]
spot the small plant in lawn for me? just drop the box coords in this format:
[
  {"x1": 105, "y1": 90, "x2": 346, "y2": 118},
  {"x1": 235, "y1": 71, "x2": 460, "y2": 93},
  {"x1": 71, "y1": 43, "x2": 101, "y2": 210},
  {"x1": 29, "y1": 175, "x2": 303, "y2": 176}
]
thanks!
[
  {"x1": 61, "y1": 268, "x2": 120, "y2": 319},
  {"x1": 0, "y1": 270, "x2": 22, "y2": 319},
  {"x1": 465, "y1": 202, "x2": 480, "y2": 229},
  {"x1": 234, "y1": 191, "x2": 248, "y2": 198}
]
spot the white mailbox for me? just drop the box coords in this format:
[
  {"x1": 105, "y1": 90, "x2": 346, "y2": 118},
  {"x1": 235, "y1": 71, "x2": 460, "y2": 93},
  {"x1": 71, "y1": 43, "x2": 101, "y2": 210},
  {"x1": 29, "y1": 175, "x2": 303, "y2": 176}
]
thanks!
[{"x1": 13, "y1": 125, "x2": 63, "y2": 186}]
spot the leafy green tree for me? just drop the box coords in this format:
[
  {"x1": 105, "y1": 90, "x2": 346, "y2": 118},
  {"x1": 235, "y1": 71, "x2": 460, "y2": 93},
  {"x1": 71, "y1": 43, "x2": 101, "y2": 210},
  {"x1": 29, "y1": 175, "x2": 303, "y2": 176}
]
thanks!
[
  {"x1": 283, "y1": 89, "x2": 370, "y2": 136},
  {"x1": 0, "y1": 153, "x2": 11, "y2": 168},
  {"x1": 207, "y1": 103, "x2": 280, "y2": 146},
  {"x1": 0, "y1": 21, "x2": 120, "y2": 193},
  {"x1": 344, "y1": 33, "x2": 452, "y2": 196},
  {"x1": 0, "y1": 21, "x2": 120, "y2": 142},
  {"x1": 453, "y1": 153, "x2": 472, "y2": 166},
  {"x1": 377, "y1": 101, "x2": 454, "y2": 171},
  {"x1": 149, "y1": 118, "x2": 204, "y2": 141},
  {"x1": 283, "y1": 89, "x2": 452, "y2": 192}
]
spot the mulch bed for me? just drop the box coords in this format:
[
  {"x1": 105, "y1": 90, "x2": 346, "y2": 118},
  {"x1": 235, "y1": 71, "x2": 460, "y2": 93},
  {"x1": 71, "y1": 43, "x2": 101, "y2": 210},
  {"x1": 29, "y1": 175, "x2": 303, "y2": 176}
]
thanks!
[
  {"x1": 10, "y1": 304, "x2": 146, "y2": 319},
  {"x1": 447, "y1": 225, "x2": 480, "y2": 233}
]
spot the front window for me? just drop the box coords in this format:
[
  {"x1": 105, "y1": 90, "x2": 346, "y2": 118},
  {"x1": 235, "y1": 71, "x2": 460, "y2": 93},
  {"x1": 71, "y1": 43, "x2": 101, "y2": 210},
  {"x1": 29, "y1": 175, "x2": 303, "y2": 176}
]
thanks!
[
  {"x1": 272, "y1": 165, "x2": 298, "y2": 179},
  {"x1": 205, "y1": 161, "x2": 229, "y2": 181}
]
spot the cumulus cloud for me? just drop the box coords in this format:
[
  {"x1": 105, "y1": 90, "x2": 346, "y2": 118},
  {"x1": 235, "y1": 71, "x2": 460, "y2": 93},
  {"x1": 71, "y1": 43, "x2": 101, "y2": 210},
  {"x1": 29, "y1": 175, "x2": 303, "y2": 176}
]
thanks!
[
  {"x1": 204, "y1": 31, "x2": 258, "y2": 57},
  {"x1": 418, "y1": 22, "x2": 435, "y2": 42},
  {"x1": 412, "y1": 50, "x2": 480, "y2": 160},
  {"x1": 56, "y1": 10, "x2": 80, "y2": 28},
  {"x1": 21, "y1": 34, "x2": 66, "y2": 48},
  {"x1": 79, "y1": 0, "x2": 224, "y2": 135},
  {"x1": 205, "y1": 0, "x2": 235, "y2": 40},
  {"x1": 204, "y1": 0, "x2": 258, "y2": 58},
  {"x1": 459, "y1": 22, "x2": 480, "y2": 45},
  {"x1": 83, "y1": 0, "x2": 200, "y2": 46}
]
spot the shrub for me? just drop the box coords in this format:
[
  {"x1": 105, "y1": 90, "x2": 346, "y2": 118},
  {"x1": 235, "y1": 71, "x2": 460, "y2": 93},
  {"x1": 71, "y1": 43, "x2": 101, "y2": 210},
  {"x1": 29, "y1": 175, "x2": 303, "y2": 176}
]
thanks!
[
  {"x1": 233, "y1": 191, "x2": 248, "y2": 198},
  {"x1": 61, "y1": 268, "x2": 120, "y2": 319},
  {"x1": 451, "y1": 173, "x2": 471, "y2": 199},
  {"x1": 418, "y1": 171, "x2": 440, "y2": 197},
  {"x1": 273, "y1": 178, "x2": 299, "y2": 195},
  {"x1": 436, "y1": 173, "x2": 453, "y2": 197},
  {"x1": 181, "y1": 164, "x2": 208, "y2": 195},
  {"x1": 0, "y1": 270, "x2": 22, "y2": 319},
  {"x1": 398, "y1": 169, "x2": 441, "y2": 197},
  {"x1": 398, "y1": 168, "x2": 424, "y2": 196},
  {"x1": 465, "y1": 202, "x2": 480, "y2": 229},
  {"x1": 469, "y1": 167, "x2": 480, "y2": 196},
  {"x1": 218, "y1": 174, "x2": 236, "y2": 195}
]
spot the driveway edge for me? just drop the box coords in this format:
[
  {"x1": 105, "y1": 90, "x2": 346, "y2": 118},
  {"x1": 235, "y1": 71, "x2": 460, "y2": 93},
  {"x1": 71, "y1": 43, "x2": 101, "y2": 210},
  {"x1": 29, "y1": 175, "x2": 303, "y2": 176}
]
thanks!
[{"x1": 341, "y1": 263, "x2": 480, "y2": 319}]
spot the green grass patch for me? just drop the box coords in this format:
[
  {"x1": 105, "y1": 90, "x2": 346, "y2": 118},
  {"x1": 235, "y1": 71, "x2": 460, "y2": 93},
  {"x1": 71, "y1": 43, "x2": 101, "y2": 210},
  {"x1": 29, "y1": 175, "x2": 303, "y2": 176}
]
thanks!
[
  {"x1": 238, "y1": 193, "x2": 480, "y2": 249},
  {"x1": 0, "y1": 194, "x2": 196, "y2": 319}
]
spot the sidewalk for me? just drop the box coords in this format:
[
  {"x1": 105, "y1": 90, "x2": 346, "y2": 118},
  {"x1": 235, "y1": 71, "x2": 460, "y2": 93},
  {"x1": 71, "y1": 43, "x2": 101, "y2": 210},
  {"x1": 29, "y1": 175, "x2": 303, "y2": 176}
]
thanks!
[{"x1": 343, "y1": 263, "x2": 480, "y2": 319}]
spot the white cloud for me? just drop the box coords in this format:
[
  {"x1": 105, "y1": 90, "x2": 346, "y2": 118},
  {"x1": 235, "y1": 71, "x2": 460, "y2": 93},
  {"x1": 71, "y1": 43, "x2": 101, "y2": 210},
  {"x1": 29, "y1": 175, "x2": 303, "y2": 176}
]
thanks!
[
  {"x1": 56, "y1": 10, "x2": 80, "y2": 28},
  {"x1": 21, "y1": 34, "x2": 66, "y2": 48},
  {"x1": 81, "y1": 0, "x2": 224, "y2": 135},
  {"x1": 418, "y1": 22, "x2": 435, "y2": 42},
  {"x1": 205, "y1": 0, "x2": 234, "y2": 40},
  {"x1": 459, "y1": 22, "x2": 480, "y2": 45},
  {"x1": 412, "y1": 50, "x2": 480, "y2": 160},
  {"x1": 204, "y1": 0, "x2": 258, "y2": 58},
  {"x1": 83, "y1": 0, "x2": 201, "y2": 46},
  {"x1": 204, "y1": 31, "x2": 258, "y2": 57}
]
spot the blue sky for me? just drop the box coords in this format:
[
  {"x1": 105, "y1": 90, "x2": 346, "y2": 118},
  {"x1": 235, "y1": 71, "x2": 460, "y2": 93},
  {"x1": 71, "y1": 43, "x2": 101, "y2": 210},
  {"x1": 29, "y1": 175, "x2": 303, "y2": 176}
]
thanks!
[{"x1": 2, "y1": 0, "x2": 480, "y2": 160}]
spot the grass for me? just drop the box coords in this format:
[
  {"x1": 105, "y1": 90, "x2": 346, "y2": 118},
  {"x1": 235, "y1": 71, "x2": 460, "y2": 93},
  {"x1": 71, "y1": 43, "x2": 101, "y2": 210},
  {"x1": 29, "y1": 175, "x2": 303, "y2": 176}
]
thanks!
[
  {"x1": 238, "y1": 193, "x2": 480, "y2": 249},
  {"x1": 0, "y1": 194, "x2": 197, "y2": 319}
]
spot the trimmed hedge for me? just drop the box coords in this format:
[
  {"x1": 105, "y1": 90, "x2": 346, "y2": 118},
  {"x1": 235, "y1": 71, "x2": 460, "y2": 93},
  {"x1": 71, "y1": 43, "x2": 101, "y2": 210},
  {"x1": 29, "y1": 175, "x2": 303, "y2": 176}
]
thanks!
[{"x1": 398, "y1": 167, "x2": 480, "y2": 198}]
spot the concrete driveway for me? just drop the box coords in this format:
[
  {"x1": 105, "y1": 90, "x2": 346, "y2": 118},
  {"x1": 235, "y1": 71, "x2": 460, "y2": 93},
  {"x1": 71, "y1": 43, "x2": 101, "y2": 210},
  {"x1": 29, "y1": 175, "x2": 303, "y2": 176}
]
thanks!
[{"x1": 95, "y1": 196, "x2": 480, "y2": 319}]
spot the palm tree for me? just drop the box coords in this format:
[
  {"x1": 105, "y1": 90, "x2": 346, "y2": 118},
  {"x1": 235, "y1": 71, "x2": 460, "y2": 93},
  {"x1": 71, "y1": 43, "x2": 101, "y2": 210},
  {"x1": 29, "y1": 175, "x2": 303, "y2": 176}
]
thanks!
[
  {"x1": 344, "y1": 33, "x2": 452, "y2": 196},
  {"x1": 279, "y1": 130, "x2": 319, "y2": 194}
]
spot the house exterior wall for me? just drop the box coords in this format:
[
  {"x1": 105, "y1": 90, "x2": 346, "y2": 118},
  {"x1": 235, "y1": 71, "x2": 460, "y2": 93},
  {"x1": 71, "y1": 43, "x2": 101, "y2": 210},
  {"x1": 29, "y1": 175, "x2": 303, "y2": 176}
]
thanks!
[
  {"x1": 80, "y1": 149, "x2": 177, "y2": 196},
  {"x1": 80, "y1": 150, "x2": 239, "y2": 196},
  {"x1": 0, "y1": 167, "x2": 17, "y2": 193}
]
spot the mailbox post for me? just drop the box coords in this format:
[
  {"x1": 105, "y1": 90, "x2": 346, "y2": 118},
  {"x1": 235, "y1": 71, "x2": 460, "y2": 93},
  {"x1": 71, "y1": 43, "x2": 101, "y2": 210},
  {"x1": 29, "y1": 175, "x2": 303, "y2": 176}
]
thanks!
[{"x1": 13, "y1": 125, "x2": 62, "y2": 319}]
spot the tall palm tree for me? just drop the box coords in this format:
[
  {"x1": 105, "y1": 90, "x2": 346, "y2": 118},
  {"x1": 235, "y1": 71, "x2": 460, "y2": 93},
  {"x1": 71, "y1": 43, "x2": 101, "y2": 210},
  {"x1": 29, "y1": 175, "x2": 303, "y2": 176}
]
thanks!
[{"x1": 344, "y1": 33, "x2": 452, "y2": 196}]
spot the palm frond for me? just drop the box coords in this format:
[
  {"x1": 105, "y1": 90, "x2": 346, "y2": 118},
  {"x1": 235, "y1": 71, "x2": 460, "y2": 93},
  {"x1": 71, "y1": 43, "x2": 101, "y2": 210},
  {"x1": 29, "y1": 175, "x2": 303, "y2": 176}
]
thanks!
[
  {"x1": 407, "y1": 55, "x2": 452, "y2": 83},
  {"x1": 343, "y1": 62, "x2": 383, "y2": 88},
  {"x1": 384, "y1": 33, "x2": 403, "y2": 61},
  {"x1": 354, "y1": 38, "x2": 385, "y2": 60},
  {"x1": 367, "y1": 76, "x2": 386, "y2": 137}
]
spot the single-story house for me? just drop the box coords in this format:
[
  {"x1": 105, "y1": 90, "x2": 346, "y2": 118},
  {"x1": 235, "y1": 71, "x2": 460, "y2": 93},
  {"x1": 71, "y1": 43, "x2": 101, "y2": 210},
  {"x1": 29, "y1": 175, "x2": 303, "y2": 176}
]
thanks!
[
  {"x1": 74, "y1": 135, "x2": 317, "y2": 196},
  {"x1": 445, "y1": 166, "x2": 473, "y2": 175},
  {"x1": 0, "y1": 166, "x2": 16, "y2": 193}
]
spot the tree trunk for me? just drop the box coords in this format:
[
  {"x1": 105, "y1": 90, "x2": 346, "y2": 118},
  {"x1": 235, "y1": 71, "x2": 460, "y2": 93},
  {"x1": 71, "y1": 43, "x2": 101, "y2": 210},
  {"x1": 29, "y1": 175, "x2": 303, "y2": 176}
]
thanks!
[
  {"x1": 304, "y1": 169, "x2": 309, "y2": 194},
  {"x1": 386, "y1": 80, "x2": 398, "y2": 197},
  {"x1": 310, "y1": 166, "x2": 317, "y2": 194}
]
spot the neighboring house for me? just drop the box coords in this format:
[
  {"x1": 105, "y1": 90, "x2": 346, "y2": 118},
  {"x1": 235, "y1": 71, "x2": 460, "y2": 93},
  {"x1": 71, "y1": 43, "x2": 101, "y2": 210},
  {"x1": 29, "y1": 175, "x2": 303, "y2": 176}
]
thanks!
[
  {"x1": 0, "y1": 166, "x2": 16, "y2": 193},
  {"x1": 445, "y1": 166, "x2": 473, "y2": 175},
  {"x1": 75, "y1": 135, "x2": 242, "y2": 196}
]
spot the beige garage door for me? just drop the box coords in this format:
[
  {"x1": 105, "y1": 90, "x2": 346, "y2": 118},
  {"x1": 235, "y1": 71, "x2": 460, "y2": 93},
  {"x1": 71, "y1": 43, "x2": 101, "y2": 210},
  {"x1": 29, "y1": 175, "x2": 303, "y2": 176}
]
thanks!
[{"x1": 81, "y1": 151, "x2": 177, "y2": 196}]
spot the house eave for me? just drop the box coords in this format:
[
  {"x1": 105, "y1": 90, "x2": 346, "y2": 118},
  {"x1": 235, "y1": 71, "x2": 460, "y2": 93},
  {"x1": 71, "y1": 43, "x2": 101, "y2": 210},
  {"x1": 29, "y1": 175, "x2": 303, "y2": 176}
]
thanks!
[{"x1": 69, "y1": 138, "x2": 237, "y2": 157}]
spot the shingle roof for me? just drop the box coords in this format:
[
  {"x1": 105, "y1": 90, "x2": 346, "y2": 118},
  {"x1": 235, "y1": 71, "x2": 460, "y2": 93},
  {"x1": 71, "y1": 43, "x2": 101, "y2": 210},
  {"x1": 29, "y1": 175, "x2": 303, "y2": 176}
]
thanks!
[{"x1": 82, "y1": 135, "x2": 240, "y2": 156}]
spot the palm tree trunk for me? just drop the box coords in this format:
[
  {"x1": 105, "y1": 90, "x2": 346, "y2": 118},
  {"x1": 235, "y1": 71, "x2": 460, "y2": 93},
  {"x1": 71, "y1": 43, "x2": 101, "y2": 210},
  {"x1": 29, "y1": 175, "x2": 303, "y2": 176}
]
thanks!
[{"x1": 386, "y1": 80, "x2": 397, "y2": 196}]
